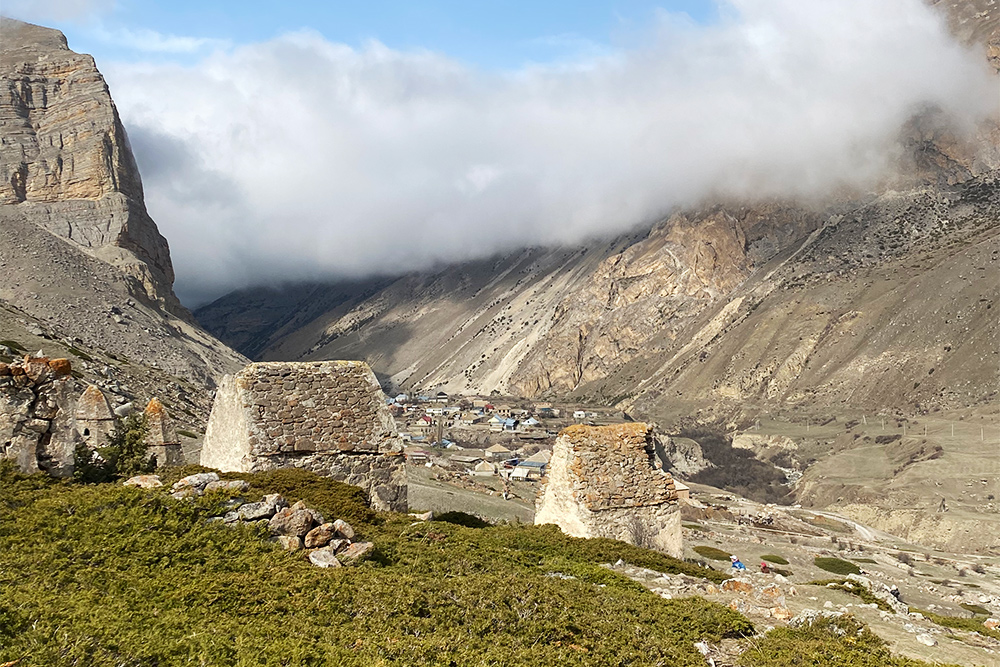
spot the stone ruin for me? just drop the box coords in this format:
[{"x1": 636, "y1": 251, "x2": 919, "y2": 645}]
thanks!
[
  {"x1": 534, "y1": 423, "x2": 682, "y2": 557},
  {"x1": 0, "y1": 354, "x2": 77, "y2": 476},
  {"x1": 200, "y1": 361, "x2": 406, "y2": 513},
  {"x1": 143, "y1": 397, "x2": 183, "y2": 467},
  {"x1": 1, "y1": 354, "x2": 184, "y2": 476}
]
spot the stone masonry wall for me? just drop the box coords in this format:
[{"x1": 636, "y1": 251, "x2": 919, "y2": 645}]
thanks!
[
  {"x1": 535, "y1": 423, "x2": 681, "y2": 557},
  {"x1": 201, "y1": 361, "x2": 406, "y2": 512}
]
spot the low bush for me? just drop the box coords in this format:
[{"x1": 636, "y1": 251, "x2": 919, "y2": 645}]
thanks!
[
  {"x1": 1, "y1": 465, "x2": 753, "y2": 666},
  {"x1": 959, "y1": 602, "x2": 991, "y2": 616},
  {"x1": 760, "y1": 554, "x2": 788, "y2": 565},
  {"x1": 814, "y1": 557, "x2": 861, "y2": 576},
  {"x1": 911, "y1": 608, "x2": 1000, "y2": 641},
  {"x1": 740, "y1": 615, "x2": 958, "y2": 667},
  {"x1": 73, "y1": 413, "x2": 154, "y2": 483},
  {"x1": 434, "y1": 511, "x2": 491, "y2": 528},
  {"x1": 694, "y1": 545, "x2": 732, "y2": 561},
  {"x1": 805, "y1": 579, "x2": 892, "y2": 612}
]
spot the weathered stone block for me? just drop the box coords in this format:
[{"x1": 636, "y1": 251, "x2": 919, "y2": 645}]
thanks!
[{"x1": 200, "y1": 361, "x2": 407, "y2": 512}]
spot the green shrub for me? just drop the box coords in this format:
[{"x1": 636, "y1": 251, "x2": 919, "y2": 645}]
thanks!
[
  {"x1": 960, "y1": 602, "x2": 990, "y2": 616},
  {"x1": 0, "y1": 339, "x2": 26, "y2": 352},
  {"x1": 761, "y1": 554, "x2": 788, "y2": 565},
  {"x1": 814, "y1": 556, "x2": 861, "y2": 576},
  {"x1": 911, "y1": 608, "x2": 1000, "y2": 641},
  {"x1": 805, "y1": 579, "x2": 892, "y2": 612},
  {"x1": 435, "y1": 511, "x2": 491, "y2": 528},
  {"x1": 177, "y1": 429, "x2": 199, "y2": 439},
  {"x1": 0, "y1": 467, "x2": 754, "y2": 666},
  {"x1": 683, "y1": 523, "x2": 708, "y2": 532},
  {"x1": 67, "y1": 347, "x2": 94, "y2": 362},
  {"x1": 740, "y1": 615, "x2": 958, "y2": 667},
  {"x1": 73, "y1": 413, "x2": 154, "y2": 483},
  {"x1": 694, "y1": 545, "x2": 732, "y2": 561},
  {"x1": 852, "y1": 557, "x2": 877, "y2": 564}
]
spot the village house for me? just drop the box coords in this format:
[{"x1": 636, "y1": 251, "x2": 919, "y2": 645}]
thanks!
[{"x1": 485, "y1": 443, "x2": 512, "y2": 460}]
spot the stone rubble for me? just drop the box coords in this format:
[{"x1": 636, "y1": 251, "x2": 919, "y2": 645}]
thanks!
[{"x1": 139, "y1": 472, "x2": 375, "y2": 568}]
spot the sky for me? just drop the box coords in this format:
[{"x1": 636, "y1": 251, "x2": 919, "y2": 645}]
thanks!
[{"x1": 4, "y1": 1, "x2": 997, "y2": 306}]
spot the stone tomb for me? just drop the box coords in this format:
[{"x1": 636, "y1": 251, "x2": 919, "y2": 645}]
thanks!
[
  {"x1": 201, "y1": 361, "x2": 406, "y2": 512},
  {"x1": 143, "y1": 397, "x2": 184, "y2": 467},
  {"x1": 534, "y1": 423, "x2": 681, "y2": 557}
]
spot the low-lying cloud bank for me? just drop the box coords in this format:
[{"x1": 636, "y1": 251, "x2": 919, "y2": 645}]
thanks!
[{"x1": 102, "y1": 0, "x2": 995, "y2": 305}]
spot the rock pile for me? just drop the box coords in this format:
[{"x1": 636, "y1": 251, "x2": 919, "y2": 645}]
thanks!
[{"x1": 128, "y1": 472, "x2": 376, "y2": 568}]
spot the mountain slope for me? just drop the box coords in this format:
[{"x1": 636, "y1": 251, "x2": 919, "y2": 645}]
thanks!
[{"x1": 0, "y1": 19, "x2": 246, "y2": 428}]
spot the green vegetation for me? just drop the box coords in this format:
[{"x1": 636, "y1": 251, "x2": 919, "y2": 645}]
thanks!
[
  {"x1": 814, "y1": 556, "x2": 862, "y2": 576},
  {"x1": 2, "y1": 464, "x2": 754, "y2": 666},
  {"x1": 684, "y1": 430, "x2": 791, "y2": 504},
  {"x1": 434, "y1": 510, "x2": 492, "y2": 528},
  {"x1": 852, "y1": 557, "x2": 877, "y2": 564},
  {"x1": 177, "y1": 429, "x2": 200, "y2": 439},
  {"x1": 694, "y1": 545, "x2": 732, "y2": 561},
  {"x1": 805, "y1": 579, "x2": 892, "y2": 612},
  {"x1": 682, "y1": 523, "x2": 708, "y2": 532},
  {"x1": 0, "y1": 339, "x2": 26, "y2": 352},
  {"x1": 73, "y1": 413, "x2": 154, "y2": 483},
  {"x1": 760, "y1": 554, "x2": 788, "y2": 565},
  {"x1": 67, "y1": 346, "x2": 94, "y2": 362},
  {"x1": 910, "y1": 608, "x2": 1000, "y2": 641},
  {"x1": 959, "y1": 602, "x2": 991, "y2": 616},
  {"x1": 739, "y1": 615, "x2": 958, "y2": 667}
]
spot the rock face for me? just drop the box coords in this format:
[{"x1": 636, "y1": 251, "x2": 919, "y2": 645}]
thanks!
[
  {"x1": 535, "y1": 423, "x2": 681, "y2": 557},
  {"x1": 0, "y1": 18, "x2": 176, "y2": 311},
  {"x1": 0, "y1": 355, "x2": 77, "y2": 476},
  {"x1": 0, "y1": 18, "x2": 247, "y2": 427},
  {"x1": 201, "y1": 361, "x2": 406, "y2": 512}
]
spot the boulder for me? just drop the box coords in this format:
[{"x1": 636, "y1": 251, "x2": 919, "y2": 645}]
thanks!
[
  {"x1": 309, "y1": 547, "x2": 342, "y2": 568},
  {"x1": 123, "y1": 475, "x2": 163, "y2": 489},
  {"x1": 204, "y1": 479, "x2": 249, "y2": 494},
  {"x1": 915, "y1": 633, "x2": 937, "y2": 647},
  {"x1": 273, "y1": 535, "x2": 303, "y2": 552},
  {"x1": 268, "y1": 508, "x2": 315, "y2": 537},
  {"x1": 171, "y1": 472, "x2": 219, "y2": 494},
  {"x1": 338, "y1": 541, "x2": 374, "y2": 563},
  {"x1": 304, "y1": 523, "x2": 336, "y2": 548},
  {"x1": 263, "y1": 493, "x2": 289, "y2": 512},
  {"x1": 333, "y1": 519, "x2": 355, "y2": 540},
  {"x1": 721, "y1": 578, "x2": 754, "y2": 594},
  {"x1": 985, "y1": 618, "x2": 999, "y2": 631},
  {"x1": 238, "y1": 502, "x2": 277, "y2": 522}
]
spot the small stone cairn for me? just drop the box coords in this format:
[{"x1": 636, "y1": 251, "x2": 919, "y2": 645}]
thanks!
[{"x1": 124, "y1": 472, "x2": 375, "y2": 568}]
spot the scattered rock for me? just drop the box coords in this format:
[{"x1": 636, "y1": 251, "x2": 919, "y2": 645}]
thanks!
[
  {"x1": 333, "y1": 519, "x2": 355, "y2": 540},
  {"x1": 269, "y1": 508, "x2": 315, "y2": 538},
  {"x1": 304, "y1": 523, "x2": 337, "y2": 548},
  {"x1": 985, "y1": 618, "x2": 999, "y2": 631},
  {"x1": 409, "y1": 511, "x2": 433, "y2": 521},
  {"x1": 171, "y1": 472, "x2": 219, "y2": 495},
  {"x1": 915, "y1": 633, "x2": 937, "y2": 647},
  {"x1": 238, "y1": 502, "x2": 278, "y2": 522},
  {"x1": 123, "y1": 474, "x2": 162, "y2": 489},
  {"x1": 721, "y1": 578, "x2": 754, "y2": 594},
  {"x1": 337, "y1": 541, "x2": 374, "y2": 563},
  {"x1": 204, "y1": 479, "x2": 249, "y2": 494},
  {"x1": 309, "y1": 547, "x2": 342, "y2": 568},
  {"x1": 273, "y1": 535, "x2": 303, "y2": 552}
]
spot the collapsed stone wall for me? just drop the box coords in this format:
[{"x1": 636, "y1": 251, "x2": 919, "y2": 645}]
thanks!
[
  {"x1": 535, "y1": 423, "x2": 681, "y2": 557},
  {"x1": 201, "y1": 361, "x2": 406, "y2": 512}
]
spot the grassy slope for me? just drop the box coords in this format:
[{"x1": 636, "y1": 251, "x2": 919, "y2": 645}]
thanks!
[{"x1": 0, "y1": 465, "x2": 956, "y2": 667}]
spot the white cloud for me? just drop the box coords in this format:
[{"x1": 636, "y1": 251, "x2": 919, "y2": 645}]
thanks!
[
  {"x1": 93, "y1": 26, "x2": 229, "y2": 54},
  {"x1": 102, "y1": 0, "x2": 996, "y2": 306}
]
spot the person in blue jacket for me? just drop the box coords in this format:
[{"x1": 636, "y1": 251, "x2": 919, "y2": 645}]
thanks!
[{"x1": 730, "y1": 555, "x2": 746, "y2": 570}]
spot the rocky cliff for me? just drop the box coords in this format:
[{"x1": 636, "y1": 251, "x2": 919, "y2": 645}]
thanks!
[
  {"x1": 1, "y1": 18, "x2": 179, "y2": 313},
  {"x1": 0, "y1": 19, "x2": 246, "y2": 438}
]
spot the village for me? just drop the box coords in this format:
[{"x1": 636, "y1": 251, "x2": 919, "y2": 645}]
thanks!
[{"x1": 388, "y1": 392, "x2": 695, "y2": 513}]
